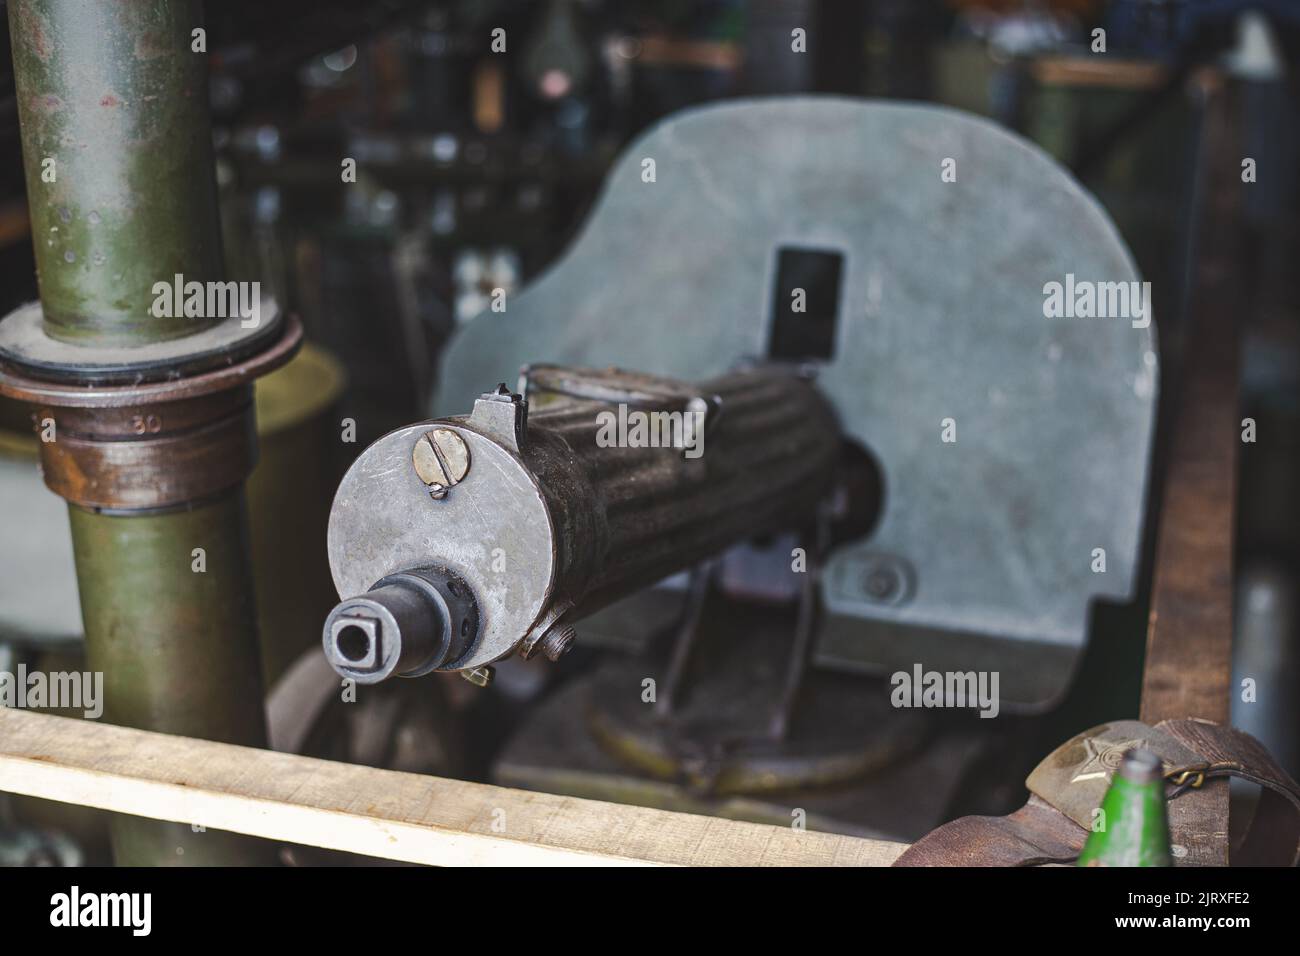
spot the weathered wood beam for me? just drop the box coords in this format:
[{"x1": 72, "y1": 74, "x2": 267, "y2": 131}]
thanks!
[
  {"x1": 1139, "y1": 75, "x2": 1241, "y2": 866},
  {"x1": 0, "y1": 708, "x2": 906, "y2": 866}
]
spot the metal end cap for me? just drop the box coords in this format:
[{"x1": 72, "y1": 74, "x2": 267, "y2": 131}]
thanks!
[
  {"x1": 322, "y1": 568, "x2": 479, "y2": 684},
  {"x1": 1118, "y1": 748, "x2": 1164, "y2": 784}
]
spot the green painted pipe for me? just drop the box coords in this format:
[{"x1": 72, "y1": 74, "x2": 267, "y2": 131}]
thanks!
[
  {"x1": 8, "y1": 0, "x2": 274, "y2": 865},
  {"x1": 69, "y1": 497, "x2": 277, "y2": 865},
  {"x1": 8, "y1": 0, "x2": 223, "y2": 346}
]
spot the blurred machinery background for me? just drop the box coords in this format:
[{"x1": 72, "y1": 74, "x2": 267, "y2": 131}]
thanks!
[{"x1": 0, "y1": 0, "x2": 1297, "y2": 865}]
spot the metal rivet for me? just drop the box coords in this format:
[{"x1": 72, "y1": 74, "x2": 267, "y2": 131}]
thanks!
[{"x1": 864, "y1": 566, "x2": 900, "y2": 601}]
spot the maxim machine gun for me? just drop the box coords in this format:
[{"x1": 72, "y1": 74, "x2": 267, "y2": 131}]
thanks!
[{"x1": 321, "y1": 98, "x2": 1157, "y2": 837}]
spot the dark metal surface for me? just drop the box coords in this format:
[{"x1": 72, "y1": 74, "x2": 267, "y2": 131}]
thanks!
[
  {"x1": 496, "y1": 665, "x2": 1005, "y2": 842},
  {"x1": 590, "y1": 625, "x2": 929, "y2": 797},
  {"x1": 769, "y1": 507, "x2": 832, "y2": 740},
  {"x1": 435, "y1": 97, "x2": 1160, "y2": 707},
  {"x1": 324, "y1": 567, "x2": 480, "y2": 683},
  {"x1": 326, "y1": 365, "x2": 842, "y2": 675}
]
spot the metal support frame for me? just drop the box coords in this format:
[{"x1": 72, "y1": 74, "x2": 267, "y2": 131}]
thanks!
[{"x1": 0, "y1": 0, "x2": 301, "y2": 864}]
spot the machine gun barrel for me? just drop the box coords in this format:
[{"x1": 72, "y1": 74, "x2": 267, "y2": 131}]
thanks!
[{"x1": 322, "y1": 364, "x2": 841, "y2": 682}]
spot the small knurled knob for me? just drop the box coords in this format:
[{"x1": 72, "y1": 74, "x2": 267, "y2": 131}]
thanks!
[{"x1": 539, "y1": 624, "x2": 577, "y2": 662}]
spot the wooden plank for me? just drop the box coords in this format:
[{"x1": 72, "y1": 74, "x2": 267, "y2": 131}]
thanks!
[
  {"x1": 1139, "y1": 293, "x2": 1238, "y2": 727},
  {"x1": 1139, "y1": 77, "x2": 1239, "y2": 866},
  {"x1": 1140, "y1": 76, "x2": 1238, "y2": 729},
  {"x1": 1141, "y1": 316, "x2": 1236, "y2": 866},
  {"x1": 0, "y1": 708, "x2": 906, "y2": 866}
]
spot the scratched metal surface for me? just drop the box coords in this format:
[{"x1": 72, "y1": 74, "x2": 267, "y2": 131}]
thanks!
[
  {"x1": 327, "y1": 422, "x2": 557, "y2": 670},
  {"x1": 434, "y1": 97, "x2": 1158, "y2": 707}
]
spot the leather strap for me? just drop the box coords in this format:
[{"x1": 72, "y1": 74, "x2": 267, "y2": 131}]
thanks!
[{"x1": 894, "y1": 718, "x2": 1300, "y2": 866}]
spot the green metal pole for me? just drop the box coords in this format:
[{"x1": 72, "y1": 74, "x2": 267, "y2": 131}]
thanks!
[
  {"x1": 68, "y1": 499, "x2": 267, "y2": 742},
  {"x1": 7, "y1": 0, "x2": 275, "y2": 864},
  {"x1": 8, "y1": 0, "x2": 224, "y2": 346},
  {"x1": 69, "y1": 498, "x2": 276, "y2": 866}
]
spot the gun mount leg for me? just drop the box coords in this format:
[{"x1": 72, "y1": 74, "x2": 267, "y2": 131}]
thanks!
[{"x1": 0, "y1": 0, "x2": 302, "y2": 865}]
